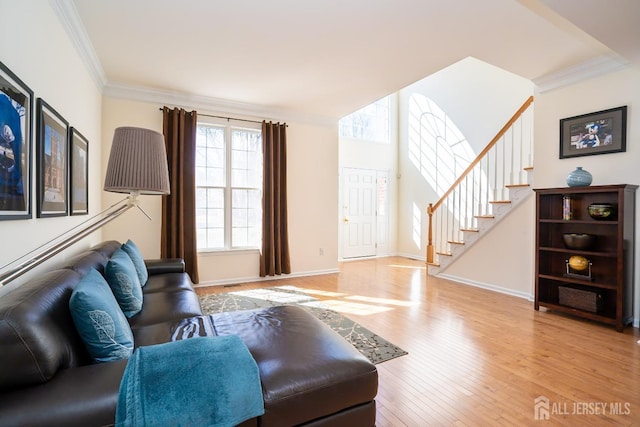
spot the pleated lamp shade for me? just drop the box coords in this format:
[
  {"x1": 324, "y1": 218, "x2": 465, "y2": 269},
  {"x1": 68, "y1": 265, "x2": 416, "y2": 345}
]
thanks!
[{"x1": 104, "y1": 127, "x2": 170, "y2": 195}]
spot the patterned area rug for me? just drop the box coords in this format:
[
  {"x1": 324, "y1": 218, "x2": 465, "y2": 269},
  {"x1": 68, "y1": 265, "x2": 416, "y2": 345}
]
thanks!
[{"x1": 199, "y1": 286, "x2": 408, "y2": 364}]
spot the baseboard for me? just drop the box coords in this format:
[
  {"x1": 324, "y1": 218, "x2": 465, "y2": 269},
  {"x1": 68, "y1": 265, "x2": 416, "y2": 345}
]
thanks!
[
  {"x1": 437, "y1": 273, "x2": 534, "y2": 301},
  {"x1": 394, "y1": 252, "x2": 426, "y2": 262},
  {"x1": 194, "y1": 268, "x2": 340, "y2": 288}
]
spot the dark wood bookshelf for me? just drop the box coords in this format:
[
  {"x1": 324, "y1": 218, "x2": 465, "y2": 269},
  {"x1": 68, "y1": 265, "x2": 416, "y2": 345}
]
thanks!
[{"x1": 534, "y1": 184, "x2": 637, "y2": 332}]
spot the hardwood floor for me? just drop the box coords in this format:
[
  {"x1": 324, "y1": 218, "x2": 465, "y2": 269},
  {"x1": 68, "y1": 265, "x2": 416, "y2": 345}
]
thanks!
[{"x1": 195, "y1": 256, "x2": 640, "y2": 426}]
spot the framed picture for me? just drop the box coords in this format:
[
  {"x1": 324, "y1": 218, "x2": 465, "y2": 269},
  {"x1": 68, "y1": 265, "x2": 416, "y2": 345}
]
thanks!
[
  {"x1": 36, "y1": 98, "x2": 69, "y2": 218},
  {"x1": 559, "y1": 106, "x2": 627, "y2": 159},
  {"x1": 69, "y1": 128, "x2": 88, "y2": 215},
  {"x1": 0, "y1": 61, "x2": 33, "y2": 220}
]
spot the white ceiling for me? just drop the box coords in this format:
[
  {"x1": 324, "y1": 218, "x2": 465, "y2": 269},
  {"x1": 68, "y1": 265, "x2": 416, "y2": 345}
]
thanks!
[{"x1": 67, "y1": 0, "x2": 639, "y2": 121}]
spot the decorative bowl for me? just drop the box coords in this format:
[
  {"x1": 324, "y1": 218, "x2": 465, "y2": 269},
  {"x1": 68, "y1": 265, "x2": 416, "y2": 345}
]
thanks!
[
  {"x1": 588, "y1": 203, "x2": 616, "y2": 220},
  {"x1": 562, "y1": 233, "x2": 596, "y2": 250},
  {"x1": 568, "y1": 255, "x2": 589, "y2": 271}
]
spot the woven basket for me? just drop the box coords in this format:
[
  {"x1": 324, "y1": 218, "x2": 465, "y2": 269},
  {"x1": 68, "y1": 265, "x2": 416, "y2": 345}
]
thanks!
[{"x1": 559, "y1": 286, "x2": 603, "y2": 313}]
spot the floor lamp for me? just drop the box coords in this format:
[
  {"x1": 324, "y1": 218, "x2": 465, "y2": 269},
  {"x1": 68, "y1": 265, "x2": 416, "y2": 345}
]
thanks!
[{"x1": 0, "y1": 127, "x2": 170, "y2": 286}]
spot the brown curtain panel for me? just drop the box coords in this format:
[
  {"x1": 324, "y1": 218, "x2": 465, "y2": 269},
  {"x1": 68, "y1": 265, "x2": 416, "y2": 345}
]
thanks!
[
  {"x1": 161, "y1": 107, "x2": 199, "y2": 283},
  {"x1": 260, "y1": 121, "x2": 291, "y2": 277}
]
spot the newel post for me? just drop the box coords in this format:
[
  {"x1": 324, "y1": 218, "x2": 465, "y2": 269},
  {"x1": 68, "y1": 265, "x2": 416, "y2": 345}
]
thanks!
[{"x1": 426, "y1": 203, "x2": 434, "y2": 264}]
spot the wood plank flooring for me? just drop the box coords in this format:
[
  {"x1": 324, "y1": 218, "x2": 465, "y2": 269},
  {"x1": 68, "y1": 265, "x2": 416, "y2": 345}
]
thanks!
[{"x1": 195, "y1": 256, "x2": 640, "y2": 426}]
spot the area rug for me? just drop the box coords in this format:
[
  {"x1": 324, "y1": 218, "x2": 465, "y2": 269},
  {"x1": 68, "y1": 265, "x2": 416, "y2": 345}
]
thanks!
[{"x1": 199, "y1": 286, "x2": 408, "y2": 364}]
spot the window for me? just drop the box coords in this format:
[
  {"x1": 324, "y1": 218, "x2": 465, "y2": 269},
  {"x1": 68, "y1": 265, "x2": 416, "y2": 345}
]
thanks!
[
  {"x1": 407, "y1": 93, "x2": 476, "y2": 196},
  {"x1": 339, "y1": 96, "x2": 390, "y2": 143},
  {"x1": 195, "y1": 122, "x2": 262, "y2": 251}
]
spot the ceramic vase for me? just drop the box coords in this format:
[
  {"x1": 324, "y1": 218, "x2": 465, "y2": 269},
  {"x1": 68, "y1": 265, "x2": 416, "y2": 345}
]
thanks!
[{"x1": 566, "y1": 166, "x2": 592, "y2": 187}]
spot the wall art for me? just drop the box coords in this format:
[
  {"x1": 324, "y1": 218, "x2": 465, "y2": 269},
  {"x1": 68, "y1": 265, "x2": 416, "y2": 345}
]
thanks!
[
  {"x1": 70, "y1": 127, "x2": 88, "y2": 215},
  {"x1": 559, "y1": 106, "x2": 627, "y2": 159},
  {"x1": 0, "y1": 61, "x2": 33, "y2": 220},
  {"x1": 37, "y1": 98, "x2": 69, "y2": 217}
]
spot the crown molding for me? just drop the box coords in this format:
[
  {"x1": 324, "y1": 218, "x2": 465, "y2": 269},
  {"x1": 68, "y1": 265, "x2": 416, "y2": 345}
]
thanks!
[
  {"x1": 50, "y1": 0, "x2": 106, "y2": 89},
  {"x1": 51, "y1": 0, "x2": 335, "y2": 128},
  {"x1": 103, "y1": 82, "x2": 337, "y2": 128},
  {"x1": 533, "y1": 54, "x2": 629, "y2": 93}
]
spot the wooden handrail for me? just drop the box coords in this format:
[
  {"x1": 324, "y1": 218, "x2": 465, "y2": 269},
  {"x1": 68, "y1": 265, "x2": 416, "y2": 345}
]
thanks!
[
  {"x1": 431, "y1": 96, "x2": 533, "y2": 212},
  {"x1": 426, "y1": 95, "x2": 533, "y2": 264}
]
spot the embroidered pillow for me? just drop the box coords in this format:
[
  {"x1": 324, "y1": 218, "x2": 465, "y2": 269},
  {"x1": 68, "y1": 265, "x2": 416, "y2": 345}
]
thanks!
[
  {"x1": 105, "y1": 248, "x2": 143, "y2": 317},
  {"x1": 69, "y1": 268, "x2": 134, "y2": 363},
  {"x1": 121, "y1": 239, "x2": 149, "y2": 286}
]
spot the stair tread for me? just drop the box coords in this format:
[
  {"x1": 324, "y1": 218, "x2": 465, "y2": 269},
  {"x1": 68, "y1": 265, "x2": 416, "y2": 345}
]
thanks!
[
  {"x1": 448, "y1": 240, "x2": 465, "y2": 245},
  {"x1": 429, "y1": 155, "x2": 534, "y2": 277}
]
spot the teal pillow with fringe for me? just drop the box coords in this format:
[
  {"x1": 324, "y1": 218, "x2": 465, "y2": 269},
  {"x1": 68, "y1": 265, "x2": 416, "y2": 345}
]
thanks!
[
  {"x1": 121, "y1": 239, "x2": 148, "y2": 286},
  {"x1": 69, "y1": 268, "x2": 134, "y2": 363},
  {"x1": 105, "y1": 248, "x2": 143, "y2": 318}
]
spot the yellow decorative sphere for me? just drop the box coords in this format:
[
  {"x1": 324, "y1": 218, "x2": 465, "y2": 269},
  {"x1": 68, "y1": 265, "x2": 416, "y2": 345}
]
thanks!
[{"x1": 569, "y1": 255, "x2": 589, "y2": 271}]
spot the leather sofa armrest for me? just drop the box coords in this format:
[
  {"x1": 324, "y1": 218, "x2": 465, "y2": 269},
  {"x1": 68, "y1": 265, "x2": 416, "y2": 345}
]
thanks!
[{"x1": 144, "y1": 258, "x2": 185, "y2": 275}]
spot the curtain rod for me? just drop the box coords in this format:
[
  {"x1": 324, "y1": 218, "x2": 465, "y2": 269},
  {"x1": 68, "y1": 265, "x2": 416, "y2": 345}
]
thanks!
[
  {"x1": 201, "y1": 114, "x2": 262, "y2": 124},
  {"x1": 158, "y1": 108, "x2": 287, "y2": 126}
]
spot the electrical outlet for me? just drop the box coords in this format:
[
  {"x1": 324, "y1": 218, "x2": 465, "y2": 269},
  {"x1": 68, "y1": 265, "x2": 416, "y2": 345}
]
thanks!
[{"x1": 319, "y1": 248, "x2": 324, "y2": 256}]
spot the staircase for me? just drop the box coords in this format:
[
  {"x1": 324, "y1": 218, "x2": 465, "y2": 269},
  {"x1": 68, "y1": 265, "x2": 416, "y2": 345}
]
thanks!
[{"x1": 426, "y1": 96, "x2": 534, "y2": 276}]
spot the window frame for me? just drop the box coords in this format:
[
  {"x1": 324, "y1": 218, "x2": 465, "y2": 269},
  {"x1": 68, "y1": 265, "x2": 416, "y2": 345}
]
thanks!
[
  {"x1": 339, "y1": 96, "x2": 391, "y2": 144},
  {"x1": 195, "y1": 119, "x2": 262, "y2": 253}
]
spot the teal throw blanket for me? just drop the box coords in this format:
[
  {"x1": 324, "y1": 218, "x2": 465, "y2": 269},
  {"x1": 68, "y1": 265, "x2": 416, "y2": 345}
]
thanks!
[{"x1": 116, "y1": 336, "x2": 264, "y2": 427}]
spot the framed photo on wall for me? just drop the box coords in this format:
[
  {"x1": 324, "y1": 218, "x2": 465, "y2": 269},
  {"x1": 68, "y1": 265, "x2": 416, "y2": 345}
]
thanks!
[
  {"x1": 559, "y1": 106, "x2": 627, "y2": 159},
  {"x1": 0, "y1": 61, "x2": 33, "y2": 220},
  {"x1": 36, "y1": 98, "x2": 69, "y2": 218},
  {"x1": 69, "y1": 127, "x2": 88, "y2": 215}
]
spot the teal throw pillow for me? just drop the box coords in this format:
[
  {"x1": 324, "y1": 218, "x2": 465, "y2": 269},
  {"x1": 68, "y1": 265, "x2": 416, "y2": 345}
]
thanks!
[
  {"x1": 105, "y1": 248, "x2": 143, "y2": 318},
  {"x1": 122, "y1": 239, "x2": 149, "y2": 286},
  {"x1": 69, "y1": 268, "x2": 134, "y2": 363}
]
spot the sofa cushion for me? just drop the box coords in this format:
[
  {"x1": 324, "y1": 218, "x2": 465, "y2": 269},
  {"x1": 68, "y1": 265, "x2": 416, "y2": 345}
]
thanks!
[
  {"x1": 105, "y1": 248, "x2": 143, "y2": 317},
  {"x1": 0, "y1": 269, "x2": 90, "y2": 391},
  {"x1": 128, "y1": 288, "x2": 202, "y2": 329},
  {"x1": 121, "y1": 239, "x2": 149, "y2": 286},
  {"x1": 89, "y1": 240, "x2": 122, "y2": 259},
  {"x1": 63, "y1": 250, "x2": 111, "y2": 276},
  {"x1": 69, "y1": 269, "x2": 134, "y2": 363}
]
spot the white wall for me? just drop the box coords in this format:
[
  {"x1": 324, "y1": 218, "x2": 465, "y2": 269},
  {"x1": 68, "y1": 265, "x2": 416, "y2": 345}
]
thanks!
[
  {"x1": 532, "y1": 66, "x2": 640, "y2": 322},
  {"x1": 100, "y1": 97, "x2": 164, "y2": 258},
  {"x1": 444, "y1": 196, "x2": 535, "y2": 298},
  {"x1": 0, "y1": 1, "x2": 103, "y2": 290},
  {"x1": 100, "y1": 97, "x2": 340, "y2": 284},
  {"x1": 396, "y1": 57, "x2": 534, "y2": 271}
]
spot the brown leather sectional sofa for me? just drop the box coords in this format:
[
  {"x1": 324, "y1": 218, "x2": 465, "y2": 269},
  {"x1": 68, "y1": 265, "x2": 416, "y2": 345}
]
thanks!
[{"x1": 0, "y1": 241, "x2": 378, "y2": 426}]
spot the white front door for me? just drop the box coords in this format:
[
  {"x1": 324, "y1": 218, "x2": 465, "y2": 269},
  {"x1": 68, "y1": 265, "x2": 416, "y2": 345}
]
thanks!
[{"x1": 342, "y1": 168, "x2": 377, "y2": 259}]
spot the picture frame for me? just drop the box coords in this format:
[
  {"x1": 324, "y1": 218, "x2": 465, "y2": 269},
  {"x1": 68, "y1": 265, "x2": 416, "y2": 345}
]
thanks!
[
  {"x1": 69, "y1": 127, "x2": 88, "y2": 215},
  {"x1": 0, "y1": 61, "x2": 33, "y2": 220},
  {"x1": 559, "y1": 106, "x2": 627, "y2": 159},
  {"x1": 36, "y1": 98, "x2": 69, "y2": 218}
]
